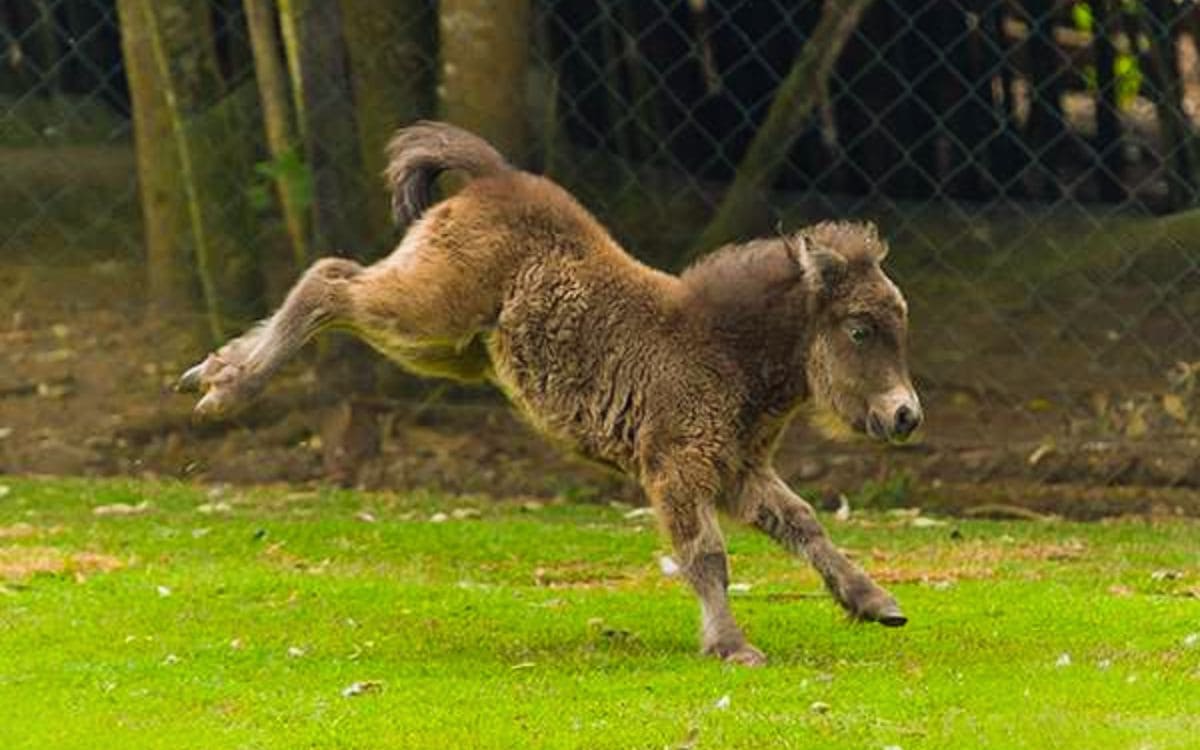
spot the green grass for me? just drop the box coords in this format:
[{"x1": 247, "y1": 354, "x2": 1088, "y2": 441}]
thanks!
[{"x1": 0, "y1": 476, "x2": 1197, "y2": 749}]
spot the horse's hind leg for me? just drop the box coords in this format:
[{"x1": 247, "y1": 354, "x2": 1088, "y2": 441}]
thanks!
[{"x1": 178, "y1": 257, "x2": 364, "y2": 419}]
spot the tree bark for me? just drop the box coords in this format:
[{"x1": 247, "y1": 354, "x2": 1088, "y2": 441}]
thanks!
[
  {"x1": 244, "y1": 0, "x2": 309, "y2": 270},
  {"x1": 1144, "y1": 0, "x2": 1195, "y2": 211},
  {"x1": 438, "y1": 0, "x2": 531, "y2": 162},
  {"x1": 277, "y1": 0, "x2": 369, "y2": 252},
  {"x1": 117, "y1": 0, "x2": 263, "y2": 342},
  {"x1": 1092, "y1": 0, "x2": 1125, "y2": 202},
  {"x1": 118, "y1": 0, "x2": 191, "y2": 326},
  {"x1": 277, "y1": 0, "x2": 377, "y2": 485},
  {"x1": 986, "y1": 2, "x2": 1023, "y2": 197},
  {"x1": 340, "y1": 0, "x2": 435, "y2": 245},
  {"x1": 33, "y1": 0, "x2": 60, "y2": 96},
  {"x1": 689, "y1": 0, "x2": 875, "y2": 261},
  {"x1": 1021, "y1": 1, "x2": 1066, "y2": 199}
]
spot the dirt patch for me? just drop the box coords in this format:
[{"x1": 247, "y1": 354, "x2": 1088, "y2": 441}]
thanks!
[
  {"x1": 872, "y1": 566, "x2": 997, "y2": 585},
  {"x1": 0, "y1": 523, "x2": 62, "y2": 540},
  {"x1": 0, "y1": 546, "x2": 126, "y2": 582},
  {"x1": 532, "y1": 561, "x2": 634, "y2": 589},
  {"x1": 859, "y1": 538, "x2": 1089, "y2": 585}
]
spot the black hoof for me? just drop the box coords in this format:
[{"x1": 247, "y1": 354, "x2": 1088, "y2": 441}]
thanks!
[{"x1": 874, "y1": 604, "x2": 907, "y2": 627}]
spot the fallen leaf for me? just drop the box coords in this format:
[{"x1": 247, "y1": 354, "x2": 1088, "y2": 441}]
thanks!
[
  {"x1": 429, "y1": 512, "x2": 448, "y2": 523},
  {"x1": 1027, "y1": 397, "x2": 1053, "y2": 413},
  {"x1": 624, "y1": 507, "x2": 655, "y2": 520},
  {"x1": 674, "y1": 726, "x2": 700, "y2": 750},
  {"x1": 1151, "y1": 569, "x2": 1184, "y2": 582},
  {"x1": 1027, "y1": 441, "x2": 1056, "y2": 466},
  {"x1": 1125, "y1": 408, "x2": 1148, "y2": 438},
  {"x1": 341, "y1": 680, "x2": 382, "y2": 697},
  {"x1": 355, "y1": 510, "x2": 377, "y2": 523},
  {"x1": 713, "y1": 694, "x2": 731, "y2": 710},
  {"x1": 510, "y1": 662, "x2": 536, "y2": 671},
  {"x1": 810, "y1": 701, "x2": 831, "y2": 714},
  {"x1": 93, "y1": 501, "x2": 152, "y2": 517},
  {"x1": 1055, "y1": 653, "x2": 1072, "y2": 667},
  {"x1": 910, "y1": 517, "x2": 947, "y2": 528},
  {"x1": 450, "y1": 508, "x2": 480, "y2": 520},
  {"x1": 1162, "y1": 393, "x2": 1188, "y2": 423}
]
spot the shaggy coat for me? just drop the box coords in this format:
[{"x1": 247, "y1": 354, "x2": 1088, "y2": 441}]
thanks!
[{"x1": 180, "y1": 122, "x2": 922, "y2": 665}]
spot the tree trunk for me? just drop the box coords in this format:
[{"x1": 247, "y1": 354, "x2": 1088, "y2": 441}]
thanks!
[
  {"x1": 340, "y1": 0, "x2": 435, "y2": 245},
  {"x1": 1093, "y1": 0, "x2": 1125, "y2": 202},
  {"x1": 438, "y1": 0, "x2": 531, "y2": 162},
  {"x1": 118, "y1": 0, "x2": 191, "y2": 326},
  {"x1": 117, "y1": 0, "x2": 262, "y2": 343},
  {"x1": 986, "y1": 2, "x2": 1023, "y2": 197},
  {"x1": 0, "y1": 3, "x2": 17, "y2": 95},
  {"x1": 277, "y1": 0, "x2": 377, "y2": 485},
  {"x1": 244, "y1": 0, "x2": 309, "y2": 270},
  {"x1": 1144, "y1": 0, "x2": 1195, "y2": 211},
  {"x1": 33, "y1": 0, "x2": 61, "y2": 96},
  {"x1": 277, "y1": 0, "x2": 369, "y2": 252},
  {"x1": 1021, "y1": 1, "x2": 1066, "y2": 199},
  {"x1": 689, "y1": 0, "x2": 875, "y2": 261}
]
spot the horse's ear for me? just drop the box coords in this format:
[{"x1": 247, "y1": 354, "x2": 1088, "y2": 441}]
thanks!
[{"x1": 783, "y1": 231, "x2": 847, "y2": 289}]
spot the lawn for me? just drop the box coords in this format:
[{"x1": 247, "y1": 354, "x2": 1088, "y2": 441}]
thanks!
[{"x1": 0, "y1": 476, "x2": 1197, "y2": 749}]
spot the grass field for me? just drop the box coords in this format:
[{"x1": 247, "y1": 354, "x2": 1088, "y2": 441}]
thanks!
[{"x1": 0, "y1": 476, "x2": 1197, "y2": 749}]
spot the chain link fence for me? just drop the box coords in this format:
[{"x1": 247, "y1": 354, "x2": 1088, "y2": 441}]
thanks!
[{"x1": 3, "y1": 0, "x2": 1199, "y2": 495}]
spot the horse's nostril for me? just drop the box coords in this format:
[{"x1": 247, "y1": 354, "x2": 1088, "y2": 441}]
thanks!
[
  {"x1": 894, "y1": 405, "x2": 920, "y2": 437},
  {"x1": 867, "y1": 412, "x2": 887, "y2": 438}
]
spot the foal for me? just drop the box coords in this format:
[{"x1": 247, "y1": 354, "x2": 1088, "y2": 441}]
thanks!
[{"x1": 180, "y1": 121, "x2": 922, "y2": 665}]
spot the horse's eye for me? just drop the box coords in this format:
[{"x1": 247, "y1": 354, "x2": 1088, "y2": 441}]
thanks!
[{"x1": 848, "y1": 325, "x2": 872, "y2": 344}]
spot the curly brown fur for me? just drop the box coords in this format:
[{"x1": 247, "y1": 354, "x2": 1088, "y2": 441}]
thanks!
[{"x1": 180, "y1": 122, "x2": 923, "y2": 665}]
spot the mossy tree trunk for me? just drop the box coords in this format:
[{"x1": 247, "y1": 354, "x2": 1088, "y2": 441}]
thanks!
[
  {"x1": 341, "y1": 0, "x2": 435, "y2": 245},
  {"x1": 688, "y1": 0, "x2": 875, "y2": 262},
  {"x1": 117, "y1": 0, "x2": 262, "y2": 343},
  {"x1": 438, "y1": 0, "x2": 531, "y2": 162},
  {"x1": 244, "y1": 0, "x2": 309, "y2": 271}
]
